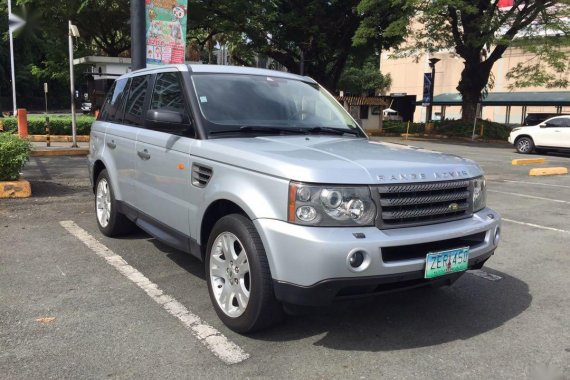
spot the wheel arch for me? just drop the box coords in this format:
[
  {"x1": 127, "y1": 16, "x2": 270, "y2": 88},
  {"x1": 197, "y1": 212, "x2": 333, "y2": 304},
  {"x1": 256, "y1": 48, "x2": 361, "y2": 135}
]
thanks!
[
  {"x1": 514, "y1": 134, "x2": 534, "y2": 144},
  {"x1": 200, "y1": 199, "x2": 249, "y2": 260},
  {"x1": 92, "y1": 160, "x2": 107, "y2": 193}
]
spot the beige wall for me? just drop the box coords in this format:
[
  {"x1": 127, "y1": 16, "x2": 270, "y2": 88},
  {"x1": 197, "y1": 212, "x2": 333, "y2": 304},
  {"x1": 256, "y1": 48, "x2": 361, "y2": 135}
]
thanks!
[{"x1": 381, "y1": 47, "x2": 570, "y2": 123}]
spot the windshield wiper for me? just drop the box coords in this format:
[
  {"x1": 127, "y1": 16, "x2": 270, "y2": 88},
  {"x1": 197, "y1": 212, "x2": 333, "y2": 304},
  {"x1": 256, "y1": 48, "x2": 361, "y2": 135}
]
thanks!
[
  {"x1": 210, "y1": 126, "x2": 305, "y2": 135},
  {"x1": 301, "y1": 126, "x2": 361, "y2": 136}
]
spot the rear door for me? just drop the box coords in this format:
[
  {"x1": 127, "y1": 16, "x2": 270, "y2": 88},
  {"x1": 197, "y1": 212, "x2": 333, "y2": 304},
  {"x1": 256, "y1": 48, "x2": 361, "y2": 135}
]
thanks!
[
  {"x1": 134, "y1": 70, "x2": 197, "y2": 239},
  {"x1": 557, "y1": 118, "x2": 570, "y2": 148},
  {"x1": 99, "y1": 77, "x2": 137, "y2": 204}
]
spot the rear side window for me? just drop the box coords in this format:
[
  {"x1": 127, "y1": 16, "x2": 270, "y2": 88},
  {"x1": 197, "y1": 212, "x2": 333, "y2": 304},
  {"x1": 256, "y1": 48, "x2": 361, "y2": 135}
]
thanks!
[
  {"x1": 99, "y1": 78, "x2": 128, "y2": 122},
  {"x1": 123, "y1": 75, "x2": 150, "y2": 127}
]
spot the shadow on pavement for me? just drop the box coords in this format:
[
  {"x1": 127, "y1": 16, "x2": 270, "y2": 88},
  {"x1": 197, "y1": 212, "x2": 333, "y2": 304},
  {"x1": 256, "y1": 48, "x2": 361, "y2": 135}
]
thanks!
[
  {"x1": 129, "y1": 225, "x2": 531, "y2": 352},
  {"x1": 250, "y1": 269, "x2": 531, "y2": 352}
]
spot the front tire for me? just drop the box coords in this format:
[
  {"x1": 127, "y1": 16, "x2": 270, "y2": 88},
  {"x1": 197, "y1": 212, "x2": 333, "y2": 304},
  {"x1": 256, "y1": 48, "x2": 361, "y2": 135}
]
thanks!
[
  {"x1": 515, "y1": 136, "x2": 534, "y2": 154},
  {"x1": 95, "y1": 169, "x2": 134, "y2": 237},
  {"x1": 206, "y1": 214, "x2": 283, "y2": 333}
]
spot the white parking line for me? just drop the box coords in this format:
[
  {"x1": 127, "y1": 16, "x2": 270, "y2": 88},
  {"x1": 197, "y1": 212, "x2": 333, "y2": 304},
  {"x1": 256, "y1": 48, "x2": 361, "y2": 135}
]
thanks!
[
  {"x1": 59, "y1": 220, "x2": 249, "y2": 365},
  {"x1": 488, "y1": 190, "x2": 570, "y2": 204},
  {"x1": 500, "y1": 180, "x2": 570, "y2": 189},
  {"x1": 502, "y1": 218, "x2": 570, "y2": 234}
]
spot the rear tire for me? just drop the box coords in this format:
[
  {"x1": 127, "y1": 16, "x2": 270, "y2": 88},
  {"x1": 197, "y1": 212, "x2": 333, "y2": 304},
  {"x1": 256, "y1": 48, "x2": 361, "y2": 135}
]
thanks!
[
  {"x1": 206, "y1": 214, "x2": 283, "y2": 333},
  {"x1": 95, "y1": 169, "x2": 134, "y2": 237},
  {"x1": 515, "y1": 136, "x2": 534, "y2": 154}
]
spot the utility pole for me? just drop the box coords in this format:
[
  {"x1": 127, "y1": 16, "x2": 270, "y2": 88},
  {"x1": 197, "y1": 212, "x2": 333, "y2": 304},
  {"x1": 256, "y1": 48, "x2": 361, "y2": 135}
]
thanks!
[
  {"x1": 68, "y1": 21, "x2": 80, "y2": 148},
  {"x1": 131, "y1": 0, "x2": 146, "y2": 70},
  {"x1": 7, "y1": 0, "x2": 25, "y2": 116}
]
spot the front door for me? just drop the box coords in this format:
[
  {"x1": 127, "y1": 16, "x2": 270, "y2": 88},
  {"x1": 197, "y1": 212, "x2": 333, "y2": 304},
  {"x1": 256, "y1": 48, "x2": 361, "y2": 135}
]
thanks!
[{"x1": 133, "y1": 71, "x2": 197, "y2": 238}]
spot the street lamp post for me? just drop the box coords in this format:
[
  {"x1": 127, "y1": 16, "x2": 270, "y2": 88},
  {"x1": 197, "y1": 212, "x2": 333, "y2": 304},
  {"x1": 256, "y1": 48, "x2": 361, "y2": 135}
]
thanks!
[
  {"x1": 68, "y1": 21, "x2": 80, "y2": 148},
  {"x1": 426, "y1": 57, "x2": 440, "y2": 124}
]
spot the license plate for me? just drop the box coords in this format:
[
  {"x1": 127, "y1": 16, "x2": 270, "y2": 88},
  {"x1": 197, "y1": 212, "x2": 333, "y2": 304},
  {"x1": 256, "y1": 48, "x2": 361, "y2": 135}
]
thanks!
[{"x1": 424, "y1": 247, "x2": 469, "y2": 279}]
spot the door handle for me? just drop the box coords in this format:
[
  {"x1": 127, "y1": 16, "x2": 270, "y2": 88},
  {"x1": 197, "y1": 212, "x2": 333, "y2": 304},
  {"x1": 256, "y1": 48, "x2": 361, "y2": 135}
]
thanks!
[
  {"x1": 106, "y1": 140, "x2": 116, "y2": 149},
  {"x1": 137, "y1": 149, "x2": 151, "y2": 160}
]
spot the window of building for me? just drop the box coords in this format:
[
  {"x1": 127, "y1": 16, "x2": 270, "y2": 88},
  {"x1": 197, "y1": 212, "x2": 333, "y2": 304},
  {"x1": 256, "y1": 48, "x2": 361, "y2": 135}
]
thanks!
[{"x1": 360, "y1": 105, "x2": 369, "y2": 119}]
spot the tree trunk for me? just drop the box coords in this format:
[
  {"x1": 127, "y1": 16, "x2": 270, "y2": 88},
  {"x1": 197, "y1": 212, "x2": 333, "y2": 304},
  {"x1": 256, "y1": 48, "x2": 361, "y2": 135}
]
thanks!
[{"x1": 457, "y1": 58, "x2": 491, "y2": 122}]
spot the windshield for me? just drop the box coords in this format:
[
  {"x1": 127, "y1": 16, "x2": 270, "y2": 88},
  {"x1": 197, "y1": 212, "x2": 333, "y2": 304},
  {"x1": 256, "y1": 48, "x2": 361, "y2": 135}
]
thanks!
[{"x1": 191, "y1": 74, "x2": 363, "y2": 137}]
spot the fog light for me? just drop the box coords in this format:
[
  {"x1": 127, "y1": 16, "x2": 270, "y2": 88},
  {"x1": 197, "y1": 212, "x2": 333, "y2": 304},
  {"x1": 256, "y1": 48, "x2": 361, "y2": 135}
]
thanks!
[
  {"x1": 349, "y1": 251, "x2": 364, "y2": 268},
  {"x1": 346, "y1": 249, "x2": 370, "y2": 272},
  {"x1": 494, "y1": 227, "x2": 501, "y2": 245}
]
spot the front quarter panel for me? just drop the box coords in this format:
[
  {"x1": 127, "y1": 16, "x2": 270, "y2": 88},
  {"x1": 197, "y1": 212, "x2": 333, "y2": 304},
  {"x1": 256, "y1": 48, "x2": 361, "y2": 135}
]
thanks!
[{"x1": 194, "y1": 160, "x2": 290, "y2": 244}]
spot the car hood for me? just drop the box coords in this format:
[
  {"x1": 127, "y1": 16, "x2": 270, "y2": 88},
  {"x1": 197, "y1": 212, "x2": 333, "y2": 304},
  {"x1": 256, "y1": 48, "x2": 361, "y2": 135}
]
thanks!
[{"x1": 193, "y1": 136, "x2": 483, "y2": 184}]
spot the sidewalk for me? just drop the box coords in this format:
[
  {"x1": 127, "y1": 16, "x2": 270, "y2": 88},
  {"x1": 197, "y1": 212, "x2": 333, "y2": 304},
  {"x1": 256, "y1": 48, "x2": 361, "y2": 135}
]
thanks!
[{"x1": 31, "y1": 140, "x2": 89, "y2": 157}]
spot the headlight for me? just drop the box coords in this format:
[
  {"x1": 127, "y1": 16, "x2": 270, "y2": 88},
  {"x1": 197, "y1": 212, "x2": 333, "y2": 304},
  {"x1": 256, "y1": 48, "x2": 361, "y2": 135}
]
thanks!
[
  {"x1": 472, "y1": 176, "x2": 486, "y2": 212},
  {"x1": 288, "y1": 182, "x2": 376, "y2": 226}
]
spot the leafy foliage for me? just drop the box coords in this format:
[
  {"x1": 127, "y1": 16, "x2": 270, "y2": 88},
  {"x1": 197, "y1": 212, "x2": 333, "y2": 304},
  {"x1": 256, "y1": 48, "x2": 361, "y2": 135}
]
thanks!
[
  {"x1": 187, "y1": 0, "x2": 413, "y2": 89},
  {"x1": 402, "y1": 0, "x2": 570, "y2": 121},
  {"x1": 0, "y1": 133, "x2": 31, "y2": 181},
  {"x1": 338, "y1": 59, "x2": 392, "y2": 95}
]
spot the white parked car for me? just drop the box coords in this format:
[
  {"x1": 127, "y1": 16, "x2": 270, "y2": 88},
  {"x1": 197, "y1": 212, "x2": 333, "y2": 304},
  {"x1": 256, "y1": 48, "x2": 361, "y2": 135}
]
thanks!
[{"x1": 509, "y1": 116, "x2": 570, "y2": 154}]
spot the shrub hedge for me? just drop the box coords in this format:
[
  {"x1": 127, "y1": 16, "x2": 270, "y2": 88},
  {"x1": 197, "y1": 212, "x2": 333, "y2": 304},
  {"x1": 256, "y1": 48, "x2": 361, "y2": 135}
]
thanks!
[
  {"x1": 0, "y1": 115, "x2": 95, "y2": 135},
  {"x1": 0, "y1": 133, "x2": 32, "y2": 181},
  {"x1": 377, "y1": 119, "x2": 511, "y2": 140}
]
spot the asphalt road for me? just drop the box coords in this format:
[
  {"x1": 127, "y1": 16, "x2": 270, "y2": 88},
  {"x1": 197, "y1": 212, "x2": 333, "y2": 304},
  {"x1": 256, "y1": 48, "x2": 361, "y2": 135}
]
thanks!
[{"x1": 1, "y1": 137, "x2": 569, "y2": 379}]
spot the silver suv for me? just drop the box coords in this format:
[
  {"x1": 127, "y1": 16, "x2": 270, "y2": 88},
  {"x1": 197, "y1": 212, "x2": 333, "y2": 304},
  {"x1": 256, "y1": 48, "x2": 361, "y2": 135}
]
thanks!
[{"x1": 88, "y1": 64, "x2": 501, "y2": 333}]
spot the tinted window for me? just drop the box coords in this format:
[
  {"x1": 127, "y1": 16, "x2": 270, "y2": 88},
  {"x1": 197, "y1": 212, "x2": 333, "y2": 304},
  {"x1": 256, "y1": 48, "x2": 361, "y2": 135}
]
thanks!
[
  {"x1": 191, "y1": 74, "x2": 359, "y2": 135},
  {"x1": 100, "y1": 78, "x2": 128, "y2": 122},
  {"x1": 123, "y1": 75, "x2": 149, "y2": 126},
  {"x1": 151, "y1": 72, "x2": 187, "y2": 115},
  {"x1": 546, "y1": 118, "x2": 569, "y2": 127}
]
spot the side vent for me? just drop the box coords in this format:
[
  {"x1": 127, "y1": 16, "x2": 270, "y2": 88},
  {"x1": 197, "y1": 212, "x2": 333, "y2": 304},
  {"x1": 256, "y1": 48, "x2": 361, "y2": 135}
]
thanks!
[{"x1": 191, "y1": 163, "x2": 213, "y2": 188}]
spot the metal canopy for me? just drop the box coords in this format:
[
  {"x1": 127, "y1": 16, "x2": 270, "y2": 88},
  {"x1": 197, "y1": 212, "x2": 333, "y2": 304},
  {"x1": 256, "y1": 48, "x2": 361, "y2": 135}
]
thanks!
[{"x1": 417, "y1": 92, "x2": 570, "y2": 106}]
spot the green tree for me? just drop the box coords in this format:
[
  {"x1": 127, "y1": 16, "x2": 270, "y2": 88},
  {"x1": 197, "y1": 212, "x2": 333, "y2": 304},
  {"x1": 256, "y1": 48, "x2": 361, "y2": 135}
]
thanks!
[
  {"x1": 187, "y1": 0, "x2": 413, "y2": 90},
  {"x1": 405, "y1": 0, "x2": 570, "y2": 122},
  {"x1": 338, "y1": 57, "x2": 392, "y2": 95}
]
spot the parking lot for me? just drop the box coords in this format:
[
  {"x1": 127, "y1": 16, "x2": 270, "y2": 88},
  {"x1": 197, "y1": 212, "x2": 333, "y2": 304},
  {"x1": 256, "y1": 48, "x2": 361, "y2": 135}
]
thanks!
[{"x1": 1, "y1": 137, "x2": 569, "y2": 379}]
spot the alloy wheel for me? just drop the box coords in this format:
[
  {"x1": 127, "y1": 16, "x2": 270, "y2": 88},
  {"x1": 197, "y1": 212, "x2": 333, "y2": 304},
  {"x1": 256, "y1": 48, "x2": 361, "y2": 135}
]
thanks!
[{"x1": 209, "y1": 232, "x2": 251, "y2": 318}]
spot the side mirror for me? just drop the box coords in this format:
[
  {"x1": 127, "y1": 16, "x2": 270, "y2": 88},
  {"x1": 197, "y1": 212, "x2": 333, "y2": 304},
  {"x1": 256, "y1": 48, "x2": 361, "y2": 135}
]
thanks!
[
  {"x1": 145, "y1": 109, "x2": 194, "y2": 136},
  {"x1": 539, "y1": 123, "x2": 547, "y2": 128}
]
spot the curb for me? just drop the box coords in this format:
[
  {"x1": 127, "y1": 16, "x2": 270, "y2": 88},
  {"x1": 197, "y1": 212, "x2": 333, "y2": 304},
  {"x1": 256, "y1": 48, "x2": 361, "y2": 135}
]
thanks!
[
  {"x1": 512, "y1": 158, "x2": 546, "y2": 165},
  {"x1": 529, "y1": 167, "x2": 568, "y2": 176},
  {"x1": 32, "y1": 148, "x2": 89, "y2": 157},
  {"x1": 0, "y1": 179, "x2": 31, "y2": 198}
]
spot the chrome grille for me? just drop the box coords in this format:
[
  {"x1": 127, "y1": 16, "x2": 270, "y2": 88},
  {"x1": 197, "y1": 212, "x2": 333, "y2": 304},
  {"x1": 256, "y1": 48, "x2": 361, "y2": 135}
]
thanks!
[{"x1": 376, "y1": 180, "x2": 472, "y2": 229}]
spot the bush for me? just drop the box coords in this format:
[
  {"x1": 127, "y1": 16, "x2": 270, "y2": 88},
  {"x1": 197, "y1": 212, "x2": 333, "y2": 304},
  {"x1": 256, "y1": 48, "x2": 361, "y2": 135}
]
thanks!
[
  {"x1": 0, "y1": 115, "x2": 95, "y2": 135},
  {"x1": 433, "y1": 119, "x2": 511, "y2": 140},
  {"x1": 0, "y1": 133, "x2": 32, "y2": 181}
]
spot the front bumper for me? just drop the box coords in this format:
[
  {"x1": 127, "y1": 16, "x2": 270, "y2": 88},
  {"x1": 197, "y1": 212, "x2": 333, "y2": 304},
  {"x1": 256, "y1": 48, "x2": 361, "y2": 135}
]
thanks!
[{"x1": 254, "y1": 208, "x2": 501, "y2": 305}]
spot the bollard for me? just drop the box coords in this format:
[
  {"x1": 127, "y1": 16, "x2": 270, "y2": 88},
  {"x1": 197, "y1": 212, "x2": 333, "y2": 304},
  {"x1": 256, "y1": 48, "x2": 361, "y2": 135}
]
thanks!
[
  {"x1": 94, "y1": 109, "x2": 99, "y2": 119},
  {"x1": 17, "y1": 108, "x2": 28, "y2": 138},
  {"x1": 45, "y1": 116, "x2": 51, "y2": 147}
]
